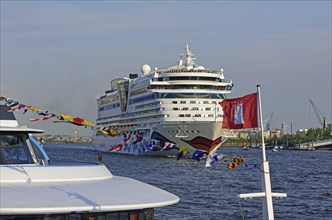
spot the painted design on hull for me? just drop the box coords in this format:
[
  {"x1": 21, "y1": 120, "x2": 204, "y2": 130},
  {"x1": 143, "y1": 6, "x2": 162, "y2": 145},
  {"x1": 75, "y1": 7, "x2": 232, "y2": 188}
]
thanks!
[
  {"x1": 182, "y1": 136, "x2": 222, "y2": 152},
  {"x1": 106, "y1": 141, "x2": 147, "y2": 154},
  {"x1": 98, "y1": 131, "x2": 176, "y2": 155},
  {"x1": 151, "y1": 131, "x2": 175, "y2": 144}
]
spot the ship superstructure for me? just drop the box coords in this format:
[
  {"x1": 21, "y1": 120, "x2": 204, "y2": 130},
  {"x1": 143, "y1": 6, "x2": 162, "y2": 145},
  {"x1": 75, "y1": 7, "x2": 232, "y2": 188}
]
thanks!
[{"x1": 93, "y1": 45, "x2": 234, "y2": 155}]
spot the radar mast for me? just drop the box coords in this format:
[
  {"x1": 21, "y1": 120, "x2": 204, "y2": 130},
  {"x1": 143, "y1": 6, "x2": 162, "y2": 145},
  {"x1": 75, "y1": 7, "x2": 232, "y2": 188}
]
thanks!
[{"x1": 184, "y1": 44, "x2": 196, "y2": 70}]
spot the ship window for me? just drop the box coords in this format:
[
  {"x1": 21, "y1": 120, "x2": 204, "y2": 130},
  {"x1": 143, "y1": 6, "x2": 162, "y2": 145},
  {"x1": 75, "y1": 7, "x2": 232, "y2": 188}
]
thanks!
[
  {"x1": 185, "y1": 114, "x2": 191, "y2": 117},
  {"x1": 208, "y1": 114, "x2": 214, "y2": 117},
  {"x1": 29, "y1": 137, "x2": 48, "y2": 165},
  {"x1": 182, "y1": 107, "x2": 189, "y2": 110},
  {"x1": 0, "y1": 134, "x2": 34, "y2": 165},
  {"x1": 180, "y1": 101, "x2": 186, "y2": 104},
  {"x1": 190, "y1": 101, "x2": 196, "y2": 104},
  {"x1": 119, "y1": 212, "x2": 129, "y2": 220},
  {"x1": 173, "y1": 108, "x2": 179, "y2": 110},
  {"x1": 206, "y1": 107, "x2": 211, "y2": 111},
  {"x1": 172, "y1": 101, "x2": 177, "y2": 104}
]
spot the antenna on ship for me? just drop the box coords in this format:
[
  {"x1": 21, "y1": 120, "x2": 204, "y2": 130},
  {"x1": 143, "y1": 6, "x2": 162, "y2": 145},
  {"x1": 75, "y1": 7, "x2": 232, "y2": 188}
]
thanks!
[
  {"x1": 184, "y1": 44, "x2": 196, "y2": 70},
  {"x1": 178, "y1": 54, "x2": 184, "y2": 66}
]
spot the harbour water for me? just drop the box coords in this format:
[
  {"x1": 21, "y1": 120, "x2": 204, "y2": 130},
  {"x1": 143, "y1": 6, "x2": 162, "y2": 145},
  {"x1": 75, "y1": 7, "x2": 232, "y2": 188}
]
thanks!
[{"x1": 44, "y1": 143, "x2": 332, "y2": 220}]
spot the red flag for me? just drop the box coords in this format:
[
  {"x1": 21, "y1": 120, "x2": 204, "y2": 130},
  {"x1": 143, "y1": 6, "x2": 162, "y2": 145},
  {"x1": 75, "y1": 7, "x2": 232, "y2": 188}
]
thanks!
[
  {"x1": 220, "y1": 93, "x2": 258, "y2": 129},
  {"x1": 133, "y1": 135, "x2": 143, "y2": 144},
  {"x1": 108, "y1": 144, "x2": 123, "y2": 152},
  {"x1": 123, "y1": 134, "x2": 131, "y2": 143},
  {"x1": 161, "y1": 142, "x2": 175, "y2": 151}
]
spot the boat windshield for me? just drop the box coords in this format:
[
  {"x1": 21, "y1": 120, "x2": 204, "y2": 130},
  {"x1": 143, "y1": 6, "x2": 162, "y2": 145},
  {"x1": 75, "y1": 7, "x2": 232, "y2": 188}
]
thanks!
[{"x1": 0, "y1": 134, "x2": 34, "y2": 165}]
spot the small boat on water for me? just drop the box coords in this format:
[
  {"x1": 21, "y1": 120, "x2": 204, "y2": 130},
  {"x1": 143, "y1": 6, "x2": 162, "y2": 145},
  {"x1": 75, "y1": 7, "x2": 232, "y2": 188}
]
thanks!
[{"x1": 0, "y1": 104, "x2": 179, "y2": 219}]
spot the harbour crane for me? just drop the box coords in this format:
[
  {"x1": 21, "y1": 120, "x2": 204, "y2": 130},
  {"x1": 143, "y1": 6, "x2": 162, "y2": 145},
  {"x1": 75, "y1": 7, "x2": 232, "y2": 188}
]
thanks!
[
  {"x1": 266, "y1": 112, "x2": 274, "y2": 130},
  {"x1": 281, "y1": 121, "x2": 289, "y2": 135},
  {"x1": 309, "y1": 99, "x2": 327, "y2": 129}
]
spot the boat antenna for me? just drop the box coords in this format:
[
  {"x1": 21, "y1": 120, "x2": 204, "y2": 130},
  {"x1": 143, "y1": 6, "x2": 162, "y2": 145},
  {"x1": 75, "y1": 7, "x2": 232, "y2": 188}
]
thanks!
[{"x1": 145, "y1": 52, "x2": 148, "y2": 65}]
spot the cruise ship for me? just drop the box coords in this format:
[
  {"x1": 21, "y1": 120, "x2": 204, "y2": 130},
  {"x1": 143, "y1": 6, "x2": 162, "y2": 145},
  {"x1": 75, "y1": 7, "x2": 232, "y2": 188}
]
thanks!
[{"x1": 93, "y1": 45, "x2": 234, "y2": 156}]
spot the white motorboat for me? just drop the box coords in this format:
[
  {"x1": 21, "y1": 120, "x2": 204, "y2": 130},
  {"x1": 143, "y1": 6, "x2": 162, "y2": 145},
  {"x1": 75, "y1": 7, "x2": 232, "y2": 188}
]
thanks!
[{"x1": 0, "y1": 104, "x2": 179, "y2": 219}]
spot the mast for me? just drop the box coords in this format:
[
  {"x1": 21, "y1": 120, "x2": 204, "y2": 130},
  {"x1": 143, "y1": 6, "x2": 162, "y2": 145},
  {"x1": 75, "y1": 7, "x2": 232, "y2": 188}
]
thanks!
[
  {"x1": 238, "y1": 85, "x2": 287, "y2": 220},
  {"x1": 184, "y1": 44, "x2": 195, "y2": 70}
]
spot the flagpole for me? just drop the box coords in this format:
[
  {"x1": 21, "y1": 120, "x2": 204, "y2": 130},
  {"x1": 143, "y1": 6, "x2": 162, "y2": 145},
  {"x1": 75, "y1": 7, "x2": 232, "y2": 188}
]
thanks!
[
  {"x1": 257, "y1": 84, "x2": 274, "y2": 219},
  {"x1": 257, "y1": 85, "x2": 267, "y2": 162},
  {"x1": 238, "y1": 85, "x2": 286, "y2": 220}
]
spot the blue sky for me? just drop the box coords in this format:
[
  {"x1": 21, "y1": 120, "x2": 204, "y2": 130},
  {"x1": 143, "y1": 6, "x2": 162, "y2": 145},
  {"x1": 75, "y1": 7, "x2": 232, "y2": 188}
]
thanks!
[{"x1": 1, "y1": 1, "x2": 331, "y2": 136}]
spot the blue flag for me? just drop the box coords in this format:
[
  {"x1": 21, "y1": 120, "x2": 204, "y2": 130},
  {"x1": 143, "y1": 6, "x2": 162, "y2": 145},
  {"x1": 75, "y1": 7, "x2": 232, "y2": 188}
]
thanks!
[
  {"x1": 192, "y1": 150, "x2": 206, "y2": 161},
  {"x1": 177, "y1": 151, "x2": 184, "y2": 160}
]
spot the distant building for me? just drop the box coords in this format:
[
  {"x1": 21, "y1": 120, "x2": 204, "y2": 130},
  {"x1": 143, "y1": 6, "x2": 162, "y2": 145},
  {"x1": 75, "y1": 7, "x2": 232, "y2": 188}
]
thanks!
[
  {"x1": 233, "y1": 129, "x2": 281, "y2": 140},
  {"x1": 35, "y1": 134, "x2": 92, "y2": 143},
  {"x1": 296, "y1": 129, "x2": 308, "y2": 137}
]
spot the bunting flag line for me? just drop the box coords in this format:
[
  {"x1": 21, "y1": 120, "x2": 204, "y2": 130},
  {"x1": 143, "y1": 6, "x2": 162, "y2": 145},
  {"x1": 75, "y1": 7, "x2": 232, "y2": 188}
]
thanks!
[
  {"x1": 29, "y1": 114, "x2": 56, "y2": 122},
  {"x1": 59, "y1": 114, "x2": 95, "y2": 127},
  {"x1": 0, "y1": 96, "x2": 118, "y2": 135},
  {"x1": 8, "y1": 104, "x2": 26, "y2": 112},
  {"x1": 28, "y1": 105, "x2": 46, "y2": 114},
  {"x1": 98, "y1": 127, "x2": 119, "y2": 137},
  {"x1": 6, "y1": 99, "x2": 19, "y2": 108}
]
